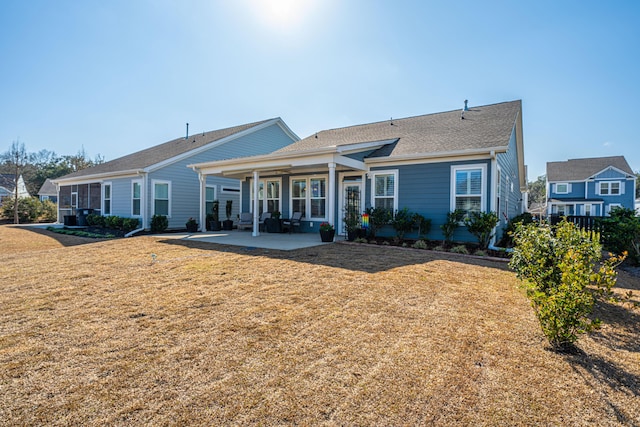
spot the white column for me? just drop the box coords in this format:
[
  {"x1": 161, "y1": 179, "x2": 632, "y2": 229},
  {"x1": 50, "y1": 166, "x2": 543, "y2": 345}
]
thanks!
[
  {"x1": 252, "y1": 171, "x2": 260, "y2": 237},
  {"x1": 328, "y1": 162, "x2": 336, "y2": 227},
  {"x1": 199, "y1": 172, "x2": 206, "y2": 232}
]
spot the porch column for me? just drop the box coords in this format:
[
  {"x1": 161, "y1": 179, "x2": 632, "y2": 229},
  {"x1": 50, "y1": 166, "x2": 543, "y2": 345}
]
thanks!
[
  {"x1": 328, "y1": 162, "x2": 336, "y2": 227},
  {"x1": 252, "y1": 170, "x2": 260, "y2": 237},
  {"x1": 198, "y1": 172, "x2": 206, "y2": 232}
]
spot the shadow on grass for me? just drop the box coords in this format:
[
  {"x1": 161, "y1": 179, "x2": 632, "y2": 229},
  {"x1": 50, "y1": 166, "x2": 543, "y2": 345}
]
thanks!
[
  {"x1": 565, "y1": 348, "x2": 640, "y2": 426},
  {"x1": 20, "y1": 225, "x2": 111, "y2": 247},
  {"x1": 157, "y1": 237, "x2": 512, "y2": 274}
]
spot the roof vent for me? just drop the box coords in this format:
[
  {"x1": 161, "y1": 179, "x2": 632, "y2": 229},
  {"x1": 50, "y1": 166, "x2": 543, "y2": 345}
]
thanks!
[
  {"x1": 185, "y1": 122, "x2": 189, "y2": 139},
  {"x1": 390, "y1": 117, "x2": 394, "y2": 126},
  {"x1": 463, "y1": 100, "x2": 469, "y2": 111}
]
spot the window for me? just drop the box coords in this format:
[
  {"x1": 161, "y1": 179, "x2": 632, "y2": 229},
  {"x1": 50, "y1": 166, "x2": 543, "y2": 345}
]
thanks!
[
  {"x1": 555, "y1": 204, "x2": 567, "y2": 215},
  {"x1": 584, "y1": 204, "x2": 592, "y2": 216},
  {"x1": 310, "y1": 178, "x2": 326, "y2": 218},
  {"x1": 372, "y1": 171, "x2": 398, "y2": 211},
  {"x1": 153, "y1": 180, "x2": 170, "y2": 216},
  {"x1": 555, "y1": 183, "x2": 570, "y2": 194},
  {"x1": 103, "y1": 183, "x2": 112, "y2": 215},
  {"x1": 599, "y1": 181, "x2": 621, "y2": 195},
  {"x1": 132, "y1": 181, "x2": 142, "y2": 216},
  {"x1": 250, "y1": 179, "x2": 281, "y2": 214},
  {"x1": 290, "y1": 176, "x2": 327, "y2": 219},
  {"x1": 451, "y1": 165, "x2": 486, "y2": 215},
  {"x1": 205, "y1": 186, "x2": 216, "y2": 214},
  {"x1": 606, "y1": 203, "x2": 622, "y2": 216}
]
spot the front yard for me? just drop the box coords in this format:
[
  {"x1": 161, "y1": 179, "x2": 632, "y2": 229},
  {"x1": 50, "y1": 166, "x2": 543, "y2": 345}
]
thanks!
[{"x1": 0, "y1": 225, "x2": 638, "y2": 425}]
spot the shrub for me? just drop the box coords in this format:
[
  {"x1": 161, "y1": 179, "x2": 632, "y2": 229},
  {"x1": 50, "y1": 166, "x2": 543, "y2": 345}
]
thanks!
[
  {"x1": 499, "y1": 212, "x2": 534, "y2": 247},
  {"x1": 412, "y1": 239, "x2": 428, "y2": 250},
  {"x1": 364, "y1": 207, "x2": 392, "y2": 238},
  {"x1": 105, "y1": 215, "x2": 124, "y2": 230},
  {"x1": 464, "y1": 211, "x2": 499, "y2": 250},
  {"x1": 86, "y1": 213, "x2": 105, "y2": 227},
  {"x1": 122, "y1": 218, "x2": 140, "y2": 233},
  {"x1": 40, "y1": 200, "x2": 57, "y2": 222},
  {"x1": 150, "y1": 214, "x2": 168, "y2": 233},
  {"x1": 598, "y1": 207, "x2": 640, "y2": 266},
  {"x1": 509, "y1": 219, "x2": 624, "y2": 350},
  {"x1": 1, "y1": 197, "x2": 41, "y2": 223},
  {"x1": 441, "y1": 209, "x2": 464, "y2": 247},
  {"x1": 451, "y1": 245, "x2": 469, "y2": 254},
  {"x1": 412, "y1": 213, "x2": 431, "y2": 238},
  {"x1": 391, "y1": 207, "x2": 414, "y2": 240}
]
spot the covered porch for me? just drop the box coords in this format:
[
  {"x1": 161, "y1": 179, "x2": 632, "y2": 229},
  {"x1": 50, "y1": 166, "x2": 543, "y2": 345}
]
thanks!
[{"x1": 189, "y1": 140, "x2": 393, "y2": 238}]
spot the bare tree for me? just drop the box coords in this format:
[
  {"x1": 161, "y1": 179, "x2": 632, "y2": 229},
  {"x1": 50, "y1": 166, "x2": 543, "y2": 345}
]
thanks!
[{"x1": 3, "y1": 140, "x2": 29, "y2": 224}]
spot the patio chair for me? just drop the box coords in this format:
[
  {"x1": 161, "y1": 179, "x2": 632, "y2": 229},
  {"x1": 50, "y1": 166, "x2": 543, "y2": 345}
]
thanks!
[
  {"x1": 282, "y1": 211, "x2": 302, "y2": 233},
  {"x1": 237, "y1": 212, "x2": 253, "y2": 231},
  {"x1": 258, "y1": 212, "x2": 271, "y2": 231}
]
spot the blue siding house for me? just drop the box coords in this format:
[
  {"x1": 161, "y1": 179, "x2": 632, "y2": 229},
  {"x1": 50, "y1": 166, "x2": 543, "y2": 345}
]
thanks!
[
  {"x1": 53, "y1": 118, "x2": 299, "y2": 230},
  {"x1": 546, "y1": 156, "x2": 636, "y2": 217},
  {"x1": 190, "y1": 100, "x2": 527, "y2": 244}
]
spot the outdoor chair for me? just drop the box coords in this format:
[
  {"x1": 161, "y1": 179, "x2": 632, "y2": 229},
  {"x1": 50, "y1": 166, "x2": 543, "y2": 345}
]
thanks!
[
  {"x1": 258, "y1": 212, "x2": 271, "y2": 231},
  {"x1": 237, "y1": 212, "x2": 253, "y2": 231},
  {"x1": 282, "y1": 211, "x2": 302, "y2": 233}
]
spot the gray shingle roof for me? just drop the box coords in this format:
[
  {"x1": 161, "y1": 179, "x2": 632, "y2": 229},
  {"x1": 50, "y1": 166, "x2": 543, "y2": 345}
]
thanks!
[
  {"x1": 38, "y1": 178, "x2": 57, "y2": 196},
  {"x1": 546, "y1": 156, "x2": 634, "y2": 181},
  {"x1": 275, "y1": 100, "x2": 522, "y2": 157},
  {"x1": 0, "y1": 174, "x2": 17, "y2": 191},
  {"x1": 58, "y1": 119, "x2": 273, "y2": 180}
]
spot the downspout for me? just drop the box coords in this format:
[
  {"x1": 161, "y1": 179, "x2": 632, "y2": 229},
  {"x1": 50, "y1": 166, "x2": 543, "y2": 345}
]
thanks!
[
  {"x1": 198, "y1": 171, "x2": 206, "y2": 232},
  {"x1": 328, "y1": 162, "x2": 336, "y2": 232},
  {"x1": 252, "y1": 171, "x2": 260, "y2": 237},
  {"x1": 490, "y1": 151, "x2": 498, "y2": 247}
]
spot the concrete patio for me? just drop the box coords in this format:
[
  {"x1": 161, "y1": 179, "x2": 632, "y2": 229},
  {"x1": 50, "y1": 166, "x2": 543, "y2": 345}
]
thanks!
[{"x1": 155, "y1": 230, "x2": 337, "y2": 250}]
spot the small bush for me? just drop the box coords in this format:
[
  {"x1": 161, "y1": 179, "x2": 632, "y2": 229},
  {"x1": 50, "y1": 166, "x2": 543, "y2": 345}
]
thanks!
[
  {"x1": 1, "y1": 196, "x2": 41, "y2": 223},
  {"x1": 474, "y1": 250, "x2": 487, "y2": 257},
  {"x1": 86, "y1": 213, "x2": 105, "y2": 227},
  {"x1": 464, "y1": 211, "x2": 499, "y2": 249},
  {"x1": 509, "y1": 219, "x2": 624, "y2": 350},
  {"x1": 441, "y1": 209, "x2": 464, "y2": 247},
  {"x1": 412, "y1": 239, "x2": 428, "y2": 250},
  {"x1": 40, "y1": 200, "x2": 57, "y2": 222},
  {"x1": 150, "y1": 214, "x2": 168, "y2": 233},
  {"x1": 451, "y1": 245, "x2": 469, "y2": 254}
]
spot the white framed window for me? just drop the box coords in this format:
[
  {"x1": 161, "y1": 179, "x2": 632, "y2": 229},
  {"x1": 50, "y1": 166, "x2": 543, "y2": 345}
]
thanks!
[
  {"x1": 290, "y1": 176, "x2": 327, "y2": 219},
  {"x1": 371, "y1": 170, "x2": 398, "y2": 212},
  {"x1": 250, "y1": 178, "x2": 282, "y2": 214},
  {"x1": 205, "y1": 186, "x2": 216, "y2": 215},
  {"x1": 606, "y1": 203, "x2": 622, "y2": 216},
  {"x1": 152, "y1": 180, "x2": 171, "y2": 217},
  {"x1": 102, "y1": 182, "x2": 112, "y2": 215},
  {"x1": 451, "y1": 164, "x2": 486, "y2": 215},
  {"x1": 584, "y1": 204, "x2": 592, "y2": 216},
  {"x1": 598, "y1": 181, "x2": 621, "y2": 195},
  {"x1": 554, "y1": 204, "x2": 567, "y2": 215},
  {"x1": 555, "y1": 183, "x2": 570, "y2": 194},
  {"x1": 132, "y1": 180, "x2": 142, "y2": 217}
]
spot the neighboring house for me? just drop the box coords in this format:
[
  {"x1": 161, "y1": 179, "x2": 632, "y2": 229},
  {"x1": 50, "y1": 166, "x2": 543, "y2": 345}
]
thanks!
[
  {"x1": 38, "y1": 178, "x2": 58, "y2": 204},
  {"x1": 635, "y1": 197, "x2": 640, "y2": 215},
  {"x1": 190, "y1": 100, "x2": 526, "y2": 243},
  {"x1": 546, "y1": 156, "x2": 636, "y2": 217},
  {"x1": 53, "y1": 118, "x2": 299, "y2": 230},
  {"x1": 0, "y1": 174, "x2": 30, "y2": 204}
]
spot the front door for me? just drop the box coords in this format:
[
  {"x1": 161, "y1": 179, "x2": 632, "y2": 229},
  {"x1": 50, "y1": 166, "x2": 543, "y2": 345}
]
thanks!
[{"x1": 339, "y1": 181, "x2": 362, "y2": 235}]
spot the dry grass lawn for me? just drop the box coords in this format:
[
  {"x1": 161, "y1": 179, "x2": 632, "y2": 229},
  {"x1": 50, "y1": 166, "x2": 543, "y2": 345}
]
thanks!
[{"x1": 1, "y1": 225, "x2": 638, "y2": 426}]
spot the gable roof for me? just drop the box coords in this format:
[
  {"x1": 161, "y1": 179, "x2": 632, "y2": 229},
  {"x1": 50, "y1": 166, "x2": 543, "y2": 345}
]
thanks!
[
  {"x1": 38, "y1": 178, "x2": 57, "y2": 196},
  {"x1": 56, "y1": 118, "x2": 282, "y2": 181},
  {"x1": 547, "y1": 156, "x2": 634, "y2": 181},
  {"x1": 0, "y1": 174, "x2": 18, "y2": 192},
  {"x1": 275, "y1": 100, "x2": 522, "y2": 158}
]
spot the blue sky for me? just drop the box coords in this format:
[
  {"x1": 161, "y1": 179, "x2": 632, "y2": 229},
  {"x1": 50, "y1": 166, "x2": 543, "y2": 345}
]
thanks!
[{"x1": 1, "y1": 0, "x2": 638, "y2": 179}]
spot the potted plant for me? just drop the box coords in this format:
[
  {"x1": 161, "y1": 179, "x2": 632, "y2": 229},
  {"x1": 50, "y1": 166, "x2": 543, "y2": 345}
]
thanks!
[
  {"x1": 223, "y1": 200, "x2": 234, "y2": 230},
  {"x1": 209, "y1": 200, "x2": 221, "y2": 231},
  {"x1": 343, "y1": 211, "x2": 361, "y2": 241},
  {"x1": 266, "y1": 210, "x2": 282, "y2": 233},
  {"x1": 185, "y1": 217, "x2": 198, "y2": 233},
  {"x1": 319, "y1": 222, "x2": 335, "y2": 242}
]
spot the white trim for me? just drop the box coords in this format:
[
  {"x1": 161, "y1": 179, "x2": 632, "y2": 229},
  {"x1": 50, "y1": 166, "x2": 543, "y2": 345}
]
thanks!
[
  {"x1": 289, "y1": 174, "x2": 329, "y2": 221},
  {"x1": 102, "y1": 182, "x2": 112, "y2": 215},
  {"x1": 450, "y1": 164, "x2": 488, "y2": 214},
  {"x1": 554, "y1": 182, "x2": 570, "y2": 194},
  {"x1": 338, "y1": 172, "x2": 366, "y2": 235},
  {"x1": 249, "y1": 177, "x2": 283, "y2": 214},
  {"x1": 151, "y1": 179, "x2": 172, "y2": 217},
  {"x1": 131, "y1": 179, "x2": 143, "y2": 217},
  {"x1": 369, "y1": 169, "x2": 399, "y2": 212}
]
